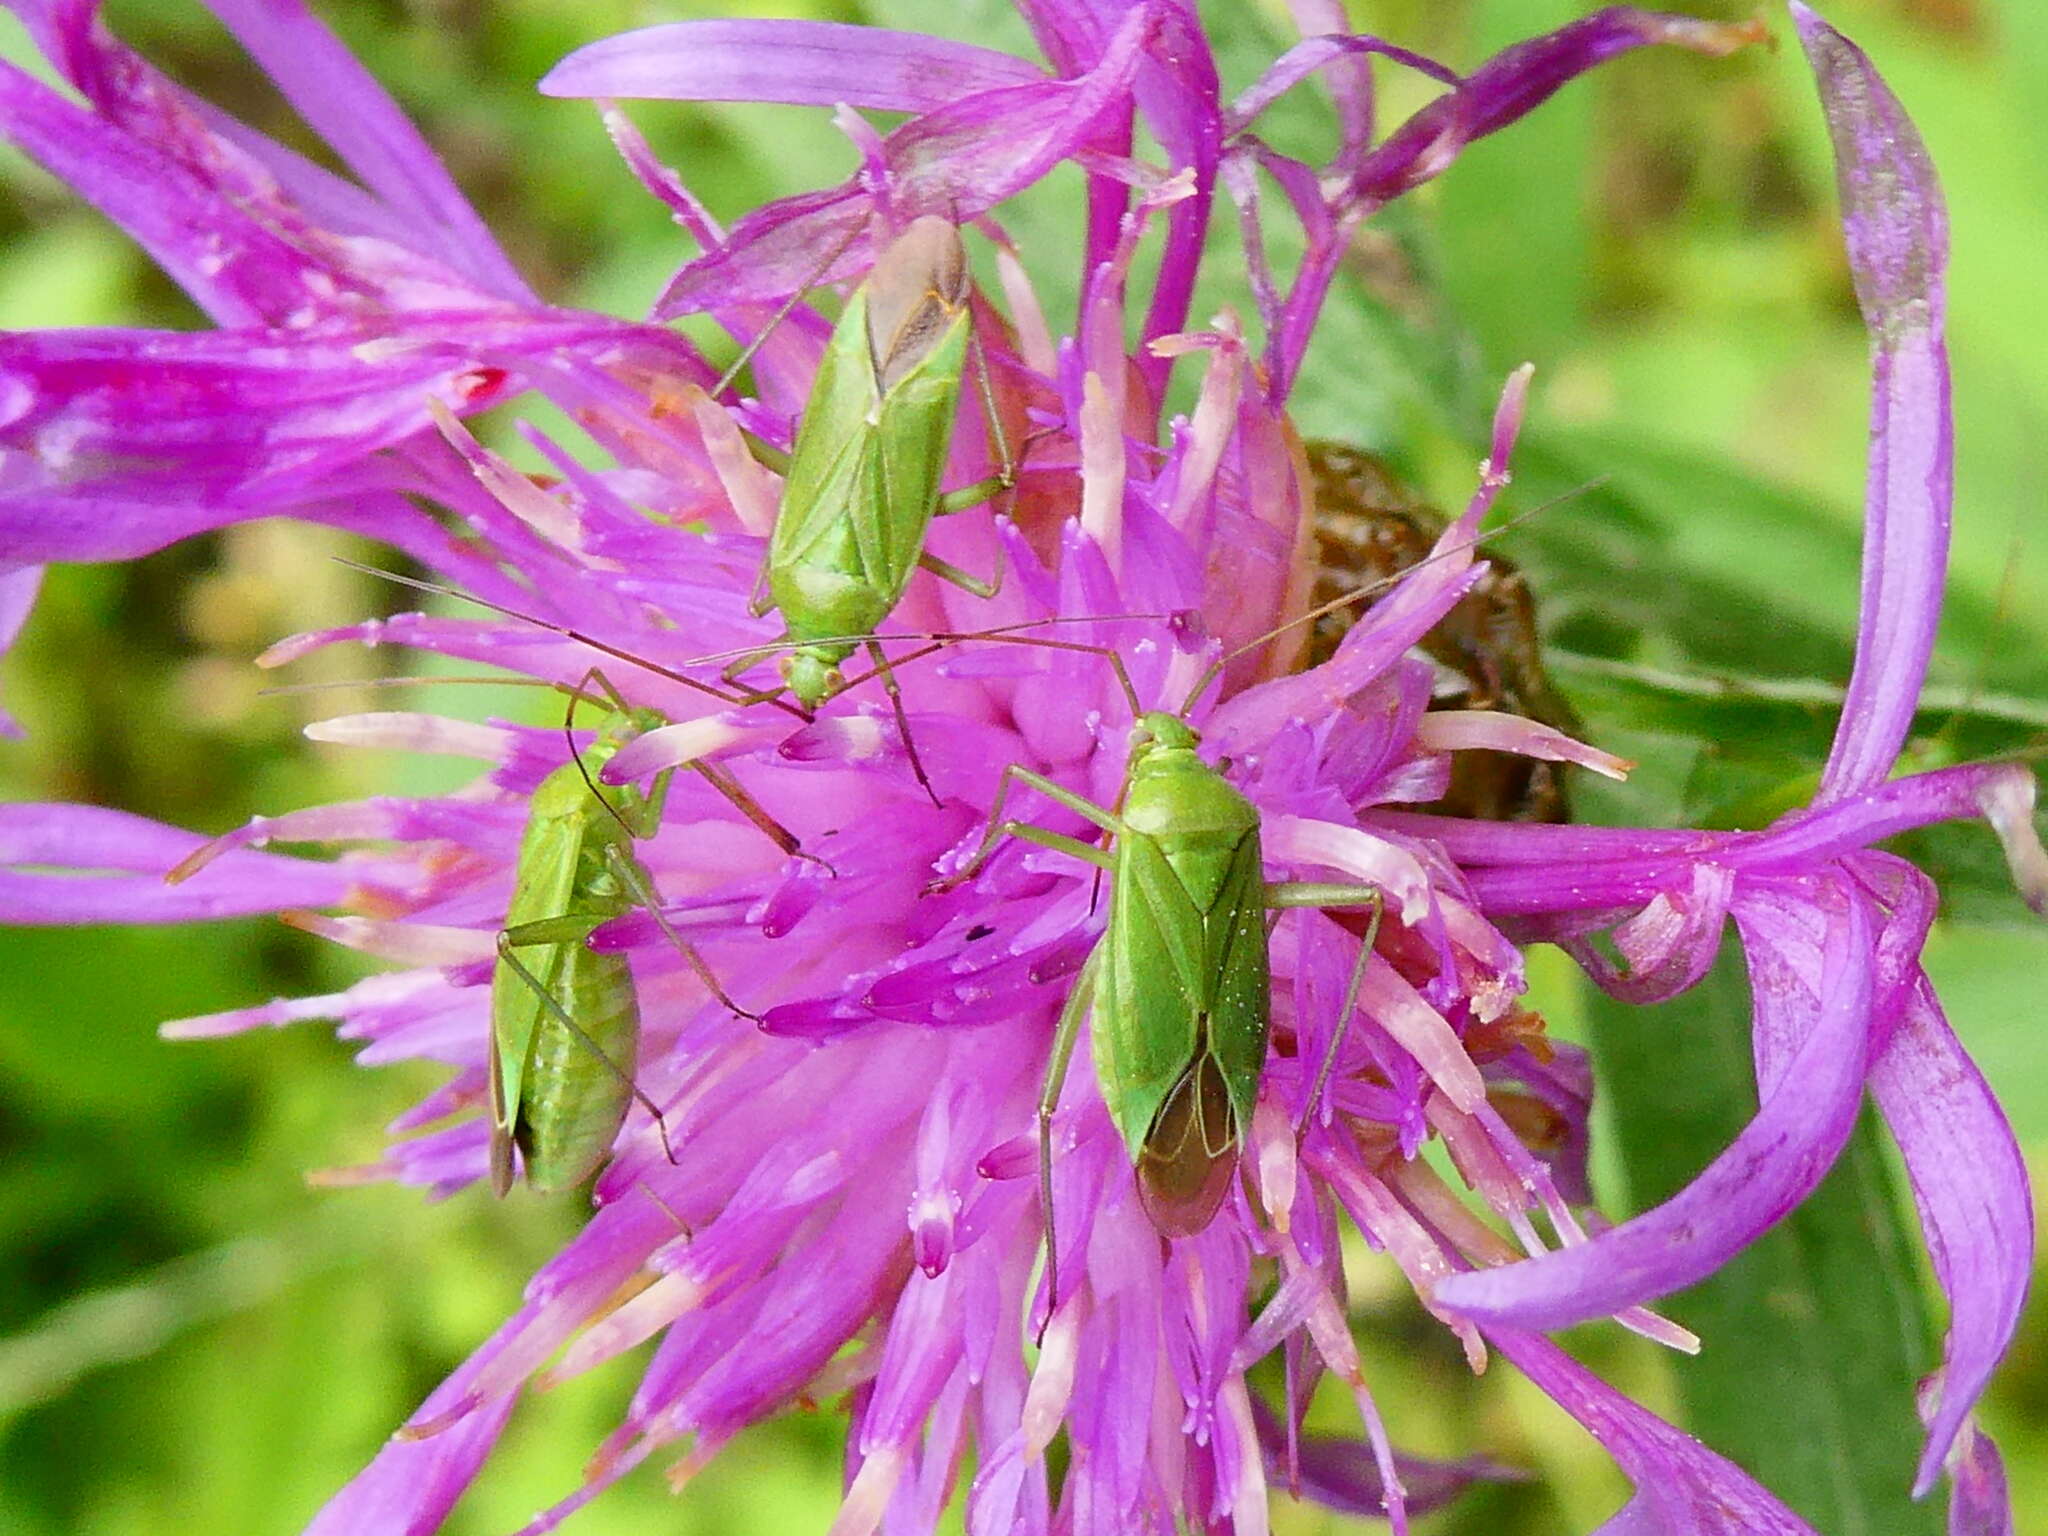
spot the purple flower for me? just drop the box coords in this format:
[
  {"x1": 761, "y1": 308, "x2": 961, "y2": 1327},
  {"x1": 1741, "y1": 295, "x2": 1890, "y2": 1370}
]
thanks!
[
  {"x1": 1, "y1": 3, "x2": 2036, "y2": 1534},
  {"x1": 0, "y1": 0, "x2": 721, "y2": 716}
]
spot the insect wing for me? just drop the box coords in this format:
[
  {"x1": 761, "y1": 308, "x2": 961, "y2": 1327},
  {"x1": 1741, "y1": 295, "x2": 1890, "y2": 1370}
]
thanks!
[
  {"x1": 867, "y1": 309, "x2": 972, "y2": 581},
  {"x1": 488, "y1": 770, "x2": 592, "y2": 1190},
  {"x1": 1197, "y1": 827, "x2": 1271, "y2": 1134},
  {"x1": 769, "y1": 288, "x2": 880, "y2": 575},
  {"x1": 1094, "y1": 828, "x2": 1212, "y2": 1158},
  {"x1": 515, "y1": 935, "x2": 640, "y2": 1194}
]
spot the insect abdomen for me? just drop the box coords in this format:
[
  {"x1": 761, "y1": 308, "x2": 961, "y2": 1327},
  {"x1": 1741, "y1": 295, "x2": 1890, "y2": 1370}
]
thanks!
[{"x1": 514, "y1": 943, "x2": 640, "y2": 1195}]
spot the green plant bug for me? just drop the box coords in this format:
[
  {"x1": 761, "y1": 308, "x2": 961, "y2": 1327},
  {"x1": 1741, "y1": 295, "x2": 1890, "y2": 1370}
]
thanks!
[
  {"x1": 488, "y1": 668, "x2": 759, "y2": 1196},
  {"x1": 927, "y1": 644, "x2": 1385, "y2": 1317},
  {"x1": 720, "y1": 215, "x2": 1019, "y2": 795},
  {"x1": 165, "y1": 552, "x2": 811, "y2": 1196}
]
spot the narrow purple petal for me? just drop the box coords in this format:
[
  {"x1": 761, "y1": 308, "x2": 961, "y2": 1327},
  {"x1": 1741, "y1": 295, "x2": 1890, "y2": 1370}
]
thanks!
[
  {"x1": 1943, "y1": 1422, "x2": 2011, "y2": 1536},
  {"x1": 198, "y1": 0, "x2": 531, "y2": 300},
  {"x1": 1250, "y1": 1397, "x2": 1523, "y2": 1516},
  {"x1": 1264, "y1": 9, "x2": 1760, "y2": 393},
  {"x1": 0, "y1": 60, "x2": 300, "y2": 326},
  {"x1": 0, "y1": 804, "x2": 387, "y2": 922},
  {"x1": 1347, "y1": 8, "x2": 1763, "y2": 207},
  {"x1": 541, "y1": 21, "x2": 1043, "y2": 113},
  {"x1": 1226, "y1": 33, "x2": 1455, "y2": 138},
  {"x1": 1281, "y1": 1, "x2": 1378, "y2": 172},
  {"x1": 1014, "y1": 0, "x2": 1127, "y2": 76},
  {"x1": 1871, "y1": 974, "x2": 2033, "y2": 1494},
  {"x1": 0, "y1": 310, "x2": 717, "y2": 563},
  {"x1": 9, "y1": 0, "x2": 421, "y2": 261},
  {"x1": 1372, "y1": 811, "x2": 1713, "y2": 866},
  {"x1": 1562, "y1": 861, "x2": 1733, "y2": 1004},
  {"x1": 1490, "y1": 1328, "x2": 1817, "y2": 1534},
  {"x1": 1126, "y1": 3, "x2": 1220, "y2": 379},
  {"x1": 304, "y1": 1371, "x2": 517, "y2": 1536},
  {"x1": 1794, "y1": 3, "x2": 1953, "y2": 802},
  {"x1": 655, "y1": 3, "x2": 1157, "y2": 314},
  {"x1": 1463, "y1": 760, "x2": 2045, "y2": 916},
  {"x1": 1434, "y1": 891, "x2": 1873, "y2": 1329}
]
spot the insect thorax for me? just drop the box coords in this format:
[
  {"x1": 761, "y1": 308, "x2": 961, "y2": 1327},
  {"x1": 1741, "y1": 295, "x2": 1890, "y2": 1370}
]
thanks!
[
  {"x1": 530, "y1": 719, "x2": 645, "y2": 808},
  {"x1": 1123, "y1": 724, "x2": 1260, "y2": 846}
]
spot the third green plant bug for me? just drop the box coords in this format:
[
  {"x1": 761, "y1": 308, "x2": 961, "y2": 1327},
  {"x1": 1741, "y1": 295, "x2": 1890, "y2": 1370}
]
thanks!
[{"x1": 929, "y1": 644, "x2": 1385, "y2": 1313}]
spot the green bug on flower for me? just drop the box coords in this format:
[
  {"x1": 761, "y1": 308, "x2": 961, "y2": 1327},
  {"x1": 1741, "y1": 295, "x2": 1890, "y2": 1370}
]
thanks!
[
  {"x1": 721, "y1": 216, "x2": 1018, "y2": 792},
  {"x1": 930, "y1": 645, "x2": 1384, "y2": 1313},
  {"x1": 487, "y1": 671, "x2": 759, "y2": 1195}
]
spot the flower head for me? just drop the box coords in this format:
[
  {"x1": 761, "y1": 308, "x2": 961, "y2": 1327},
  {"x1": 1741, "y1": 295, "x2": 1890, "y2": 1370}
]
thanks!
[{"x1": 0, "y1": 4, "x2": 2037, "y2": 1535}]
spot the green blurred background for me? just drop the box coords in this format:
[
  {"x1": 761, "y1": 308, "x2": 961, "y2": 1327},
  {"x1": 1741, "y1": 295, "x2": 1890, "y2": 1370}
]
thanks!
[{"x1": 0, "y1": 1, "x2": 2042, "y2": 1532}]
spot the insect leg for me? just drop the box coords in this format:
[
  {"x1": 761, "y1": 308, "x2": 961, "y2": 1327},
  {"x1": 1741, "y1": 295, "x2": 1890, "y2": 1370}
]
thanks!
[
  {"x1": 1264, "y1": 883, "x2": 1385, "y2": 1132},
  {"x1": 924, "y1": 763, "x2": 1119, "y2": 894},
  {"x1": 932, "y1": 473, "x2": 1014, "y2": 516},
  {"x1": 920, "y1": 373, "x2": 1011, "y2": 595},
  {"x1": 860, "y1": 638, "x2": 943, "y2": 809},
  {"x1": 601, "y1": 843, "x2": 763, "y2": 1029},
  {"x1": 572, "y1": 665, "x2": 819, "y2": 865},
  {"x1": 1037, "y1": 949, "x2": 1100, "y2": 1346},
  {"x1": 933, "y1": 315, "x2": 1020, "y2": 522},
  {"x1": 495, "y1": 925, "x2": 683, "y2": 1173},
  {"x1": 1264, "y1": 881, "x2": 1387, "y2": 910},
  {"x1": 718, "y1": 644, "x2": 791, "y2": 700},
  {"x1": 915, "y1": 542, "x2": 1003, "y2": 600},
  {"x1": 690, "y1": 758, "x2": 834, "y2": 873}
]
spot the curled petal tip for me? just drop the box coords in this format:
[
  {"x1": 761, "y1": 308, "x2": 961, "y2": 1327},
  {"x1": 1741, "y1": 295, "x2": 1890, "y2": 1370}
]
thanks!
[{"x1": 1978, "y1": 770, "x2": 2048, "y2": 917}]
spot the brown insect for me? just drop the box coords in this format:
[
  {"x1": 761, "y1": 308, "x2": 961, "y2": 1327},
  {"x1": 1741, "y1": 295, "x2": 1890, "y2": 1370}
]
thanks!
[{"x1": 1303, "y1": 441, "x2": 1578, "y2": 823}]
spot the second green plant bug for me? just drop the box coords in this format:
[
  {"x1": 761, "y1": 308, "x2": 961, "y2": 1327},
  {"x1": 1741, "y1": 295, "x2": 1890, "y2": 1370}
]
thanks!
[
  {"x1": 489, "y1": 670, "x2": 757, "y2": 1195},
  {"x1": 929, "y1": 647, "x2": 1385, "y2": 1313},
  {"x1": 722, "y1": 216, "x2": 1018, "y2": 790}
]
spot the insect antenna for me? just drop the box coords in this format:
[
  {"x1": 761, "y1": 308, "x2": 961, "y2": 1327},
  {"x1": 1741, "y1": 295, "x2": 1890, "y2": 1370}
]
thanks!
[
  {"x1": 560, "y1": 666, "x2": 640, "y2": 843},
  {"x1": 708, "y1": 214, "x2": 870, "y2": 401},
  {"x1": 330, "y1": 556, "x2": 807, "y2": 721},
  {"x1": 252, "y1": 674, "x2": 617, "y2": 713},
  {"x1": 835, "y1": 622, "x2": 1148, "y2": 720}
]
